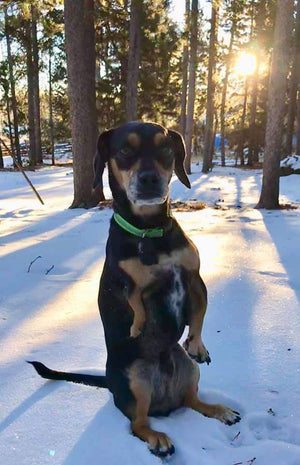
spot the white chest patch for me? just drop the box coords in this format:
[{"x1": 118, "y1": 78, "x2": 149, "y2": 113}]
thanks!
[{"x1": 168, "y1": 266, "x2": 185, "y2": 321}]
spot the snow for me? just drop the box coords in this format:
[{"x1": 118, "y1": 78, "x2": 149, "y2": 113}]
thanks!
[{"x1": 0, "y1": 164, "x2": 300, "y2": 465}]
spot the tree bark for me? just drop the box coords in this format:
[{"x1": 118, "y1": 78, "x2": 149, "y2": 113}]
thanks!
[
  {"x1": 257, "y1": 0, "x2": 294, "y2": 209},
  {"x1": 184, "y1": 0, "x2": 198, "y2": 175},
  {"x1": 179, "y1": 0, "x2": 190, "y2": 136},
  {"x1": 49, "y1": 48, "x2": 55, "y2": 165},
  {"x1": 6, "y1": 97, "x2": 14, "y2": 157},
  {"x1": 220, "y1": 23, "x2": 235, "y2": 167},
  {"x1": 25, "y1": 16, "x2": 36, "y2": 166},
  {"x1": 31, "y1": 4, "x2": 42, "y2": 164},
  {"x1": 237, "y1": 78, "x2": 249, "y2": 166},
  {"x1": 285, "y1": 0, "x2": 300, "y2": 156},
  {"x1": 0, "y1": 141, "x2": 3, "y2": 169},
  {"x1": 202, "y1": 1, "x2": 219, "y2": 173},
  {"x1": 65, "y1": 0, "x2": 102, "y2": 208},
  {"x1": 4, "y1": 7, "x2": 21, "y2": 165},
  {"x1": 248, "y1": 0, "x2": 266, "y2": 165},
  {"x1": 126, "y1": 0, "x2": 142, "y2": 122},
  {"x1": 297, "y1": 92, "x2": 300, "y2": 154}
]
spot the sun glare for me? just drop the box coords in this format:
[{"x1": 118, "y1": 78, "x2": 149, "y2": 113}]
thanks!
[{"x1": 234, "y1": 53, "x2": 257, "y2": 76}]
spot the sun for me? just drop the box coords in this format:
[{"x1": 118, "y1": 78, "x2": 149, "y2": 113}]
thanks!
[{"x1": 234, "y1": 53, "x2": 257, "y2": 76}]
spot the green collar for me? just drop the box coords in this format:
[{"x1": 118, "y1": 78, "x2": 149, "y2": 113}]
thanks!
[{"x1": 113, "y1": 212, "x2": 164, "y2": 238}]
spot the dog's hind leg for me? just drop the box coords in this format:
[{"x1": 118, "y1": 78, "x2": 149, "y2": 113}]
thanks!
[
  {"x1": 183, "y1": 387, "x2": 241, "y2": 426},
  {"x1": 128, "y1": 367, "x2": 175, "y2": 457}
]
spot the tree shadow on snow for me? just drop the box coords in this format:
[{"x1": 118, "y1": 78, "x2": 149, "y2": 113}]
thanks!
[{"x1": 0, "y1": 382, "x2": 61, "y2": 434}]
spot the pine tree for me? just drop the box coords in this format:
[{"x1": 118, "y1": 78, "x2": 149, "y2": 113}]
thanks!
[
  {"x1": 64, "y1": 0, "x2": 101, "y2": 208},
  {"x1": 126, "y1": 0, "x2": 142, "y2": 121},
  {"x1": 4, "y1": 6, "x2": 21, "y2": 165},
  {"x1": 184, "y1": 0, "x2": 198, "y2": 174},
  {"x1": 202, "y1": 0, "x2": 219, "y2": 173},
  {"x1": 257, "y1": 0, "x2": 294, "y2": 209},
  {"x1": 285, "y1": 0, "x2": 300, "y2": 156}
]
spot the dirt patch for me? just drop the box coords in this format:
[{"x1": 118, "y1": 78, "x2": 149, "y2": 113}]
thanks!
[{"x1": 97, "y1": 199, "x2": 206, "y2": 212}]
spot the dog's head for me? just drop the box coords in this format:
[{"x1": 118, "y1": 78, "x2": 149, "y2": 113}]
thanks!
[{"x1": 93, "y1": 122, "x2": 190, "y2": 208}]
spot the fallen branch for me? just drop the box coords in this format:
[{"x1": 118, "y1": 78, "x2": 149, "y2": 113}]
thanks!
[
  {"x1": 0, "y1": 138, "x2": 44, "y2": 205},
  {"x1": 27, "y1": 256, "x2": 42, "y2": 273}
]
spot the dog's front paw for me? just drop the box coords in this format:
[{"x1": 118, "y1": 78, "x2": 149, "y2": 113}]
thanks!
[
  {"x1": 183, "y1": 337, "x2": 211, "y2": 365},
  {"x1": 213, "y1": 405, "x2": 241, "y2": 425}
]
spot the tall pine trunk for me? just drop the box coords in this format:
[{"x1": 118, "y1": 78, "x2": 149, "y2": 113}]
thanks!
[
  {"x1": 31, "y1": 4, "x2": 42, "y2": 164},
  {"x1": 202, "y1": 1, "x2": 218, "y2": 173},
  {"x1": 184, "y1": 0, "x2": 198, "y2": 174},
  {"x1": 5, "y1": 7, "x2": 21, "y2": 165},
  {"x1": 26, "y1": 16, "x2": 36, "y2": 166},
  {"x1": 220, "y1": 23, "x2": 235, "y2": 167},
  {"x1": 6, "y1": 97, "x2": 14, "y2": 157},
  {"x1": 49, "y1": 48, "x2": 55, "y2": 165},
  {"x1": 237, "y1": 78, "x2": 249, "y2": 166},
  {"x1": 257, "y1": 0, "x2": 294, "y2": 209},
  {"x1": 179, "y1": 0, "x2": 190, "y2": 136},
  {"x1": 248, "y1": 0, "x2": 266, "y2": 165},
  {"x1": 297, "y1": 93, "x2": 300, "y2": 154},
  {"x1": 65, "y1": 0, "x2": 101, "y2": 208},
  {"x1": 285, "y1": 0, "x2": 300, "y2": 156},
  {"x1": 126, "y1": 0, "x2": 142, "y2": 122},
  {"x1": 0, "y1": 141, "x2": 3, "y2": 169}
]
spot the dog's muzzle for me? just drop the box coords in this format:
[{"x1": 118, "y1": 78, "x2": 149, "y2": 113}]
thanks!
[{"x1": 127, "y1": 170, "x2": 168, "y2": 205}]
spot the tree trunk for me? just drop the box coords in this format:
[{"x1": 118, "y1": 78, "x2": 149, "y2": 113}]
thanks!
[
  {"x1": 179, "y1": 0, "x2": 190, "y2": 136},
  {"x1": 31, "y1": 4, "x2": 42, "y2": 164},
  {"x1": 6, "y1": 96, "x2": 14, "y2": 157},
  {"x1": 248, "y1": 0, "x2": 266, "y2": 165},
  {"x1": 202, "y1": 1, "x2": 219, "y2": 173},
  {"x1": 257, "y1": 0, "x2": 294, "y2": 209},
  {"x1": 285, "y1": 0, "x2": 300, "y2": 156},
  {"x1": 237, "y1": 78, "x2": 249, "y2": 166},
  {"x1": 220, "y1": 23, "x2": 235, "y2": 167},
  {"x1": 5, "y1": 7, "x2": 21, "y2": 165},
  {"x1": 297, "y1": 92, "x2": 300, "y2": 154},
  {"x1": 210, "y1": 110, "x2": 218, "y2": 165},
  {"x1": 0, "y1": 141, "x2": 4, "y2": 169},
  {"x1": 25, "y1": 16, "x2": 36, "y2": 166},
  {"x1": 65, "y1": 0, "x2": 102, "y2": 208},
  {"x1": 49, "y1": 48, "x2": 55, "y2": 165},
  {"x1": 126, "y1": 0, "x2": 142, "y2": 122},
  {"x1": 184, "y1": 0, "x2": 198, "y2": 175}
]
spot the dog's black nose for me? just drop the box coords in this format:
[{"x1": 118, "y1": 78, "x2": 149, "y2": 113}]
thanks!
[{"x1": 138, "y1": 170, "x2": 160, "y2": 187}]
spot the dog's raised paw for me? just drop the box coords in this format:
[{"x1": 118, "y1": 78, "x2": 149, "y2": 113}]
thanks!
[{"x1": 183, "y1": 339, "x2": 211, "y2": 365}]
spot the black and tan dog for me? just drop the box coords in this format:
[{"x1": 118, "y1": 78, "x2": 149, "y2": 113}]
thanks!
[{"x1": 29, "y1": 122, "x2": 240, "y2": 457}]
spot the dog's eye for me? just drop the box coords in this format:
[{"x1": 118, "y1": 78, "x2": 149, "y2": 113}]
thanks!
[
  {"x1": 158, "y1": 147, "x2": 174, "y2": 162},
  {"x1": 119, "y1": 147, "x2": 134, "y2": 158}
]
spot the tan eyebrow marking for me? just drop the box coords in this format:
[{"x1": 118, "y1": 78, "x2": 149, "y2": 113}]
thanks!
[
  {"x1": 127, "y1": 132, "x2": 141, "y2": 148},
  {"x1": 153, "y1": 132, "x2": 167, "y2": 146}
]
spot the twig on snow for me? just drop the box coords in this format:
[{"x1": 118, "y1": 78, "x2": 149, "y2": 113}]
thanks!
[
  {"x1": 45, "y1": 265, "x2": 54, "y2": 275},
  {"x1": 27, "y1": 256, "x2": 42, "y2": 273},
  {"x1": 231, "y1": 431, "x2": 241, "y2": 442},
  {"x1": 232, "y1": 458, "x2": 256, "y2": 465}
]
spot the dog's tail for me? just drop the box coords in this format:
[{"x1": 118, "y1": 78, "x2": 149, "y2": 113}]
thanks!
[{"x1": 27, "y1": 361, "x2": 108, "y2": 388}]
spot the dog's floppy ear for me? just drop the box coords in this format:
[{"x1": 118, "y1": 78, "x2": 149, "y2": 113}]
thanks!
[
  {"x1": 168, "y1": 129, "x2": 191, "y2": 188},
  {"x1": 93, "y1": 129, "x2": 113, "y2": 189}
]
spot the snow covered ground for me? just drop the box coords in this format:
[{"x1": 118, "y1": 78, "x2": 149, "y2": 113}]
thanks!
[{"x1": 0, "y1": 165, "x2": 299, "y2": 465}]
